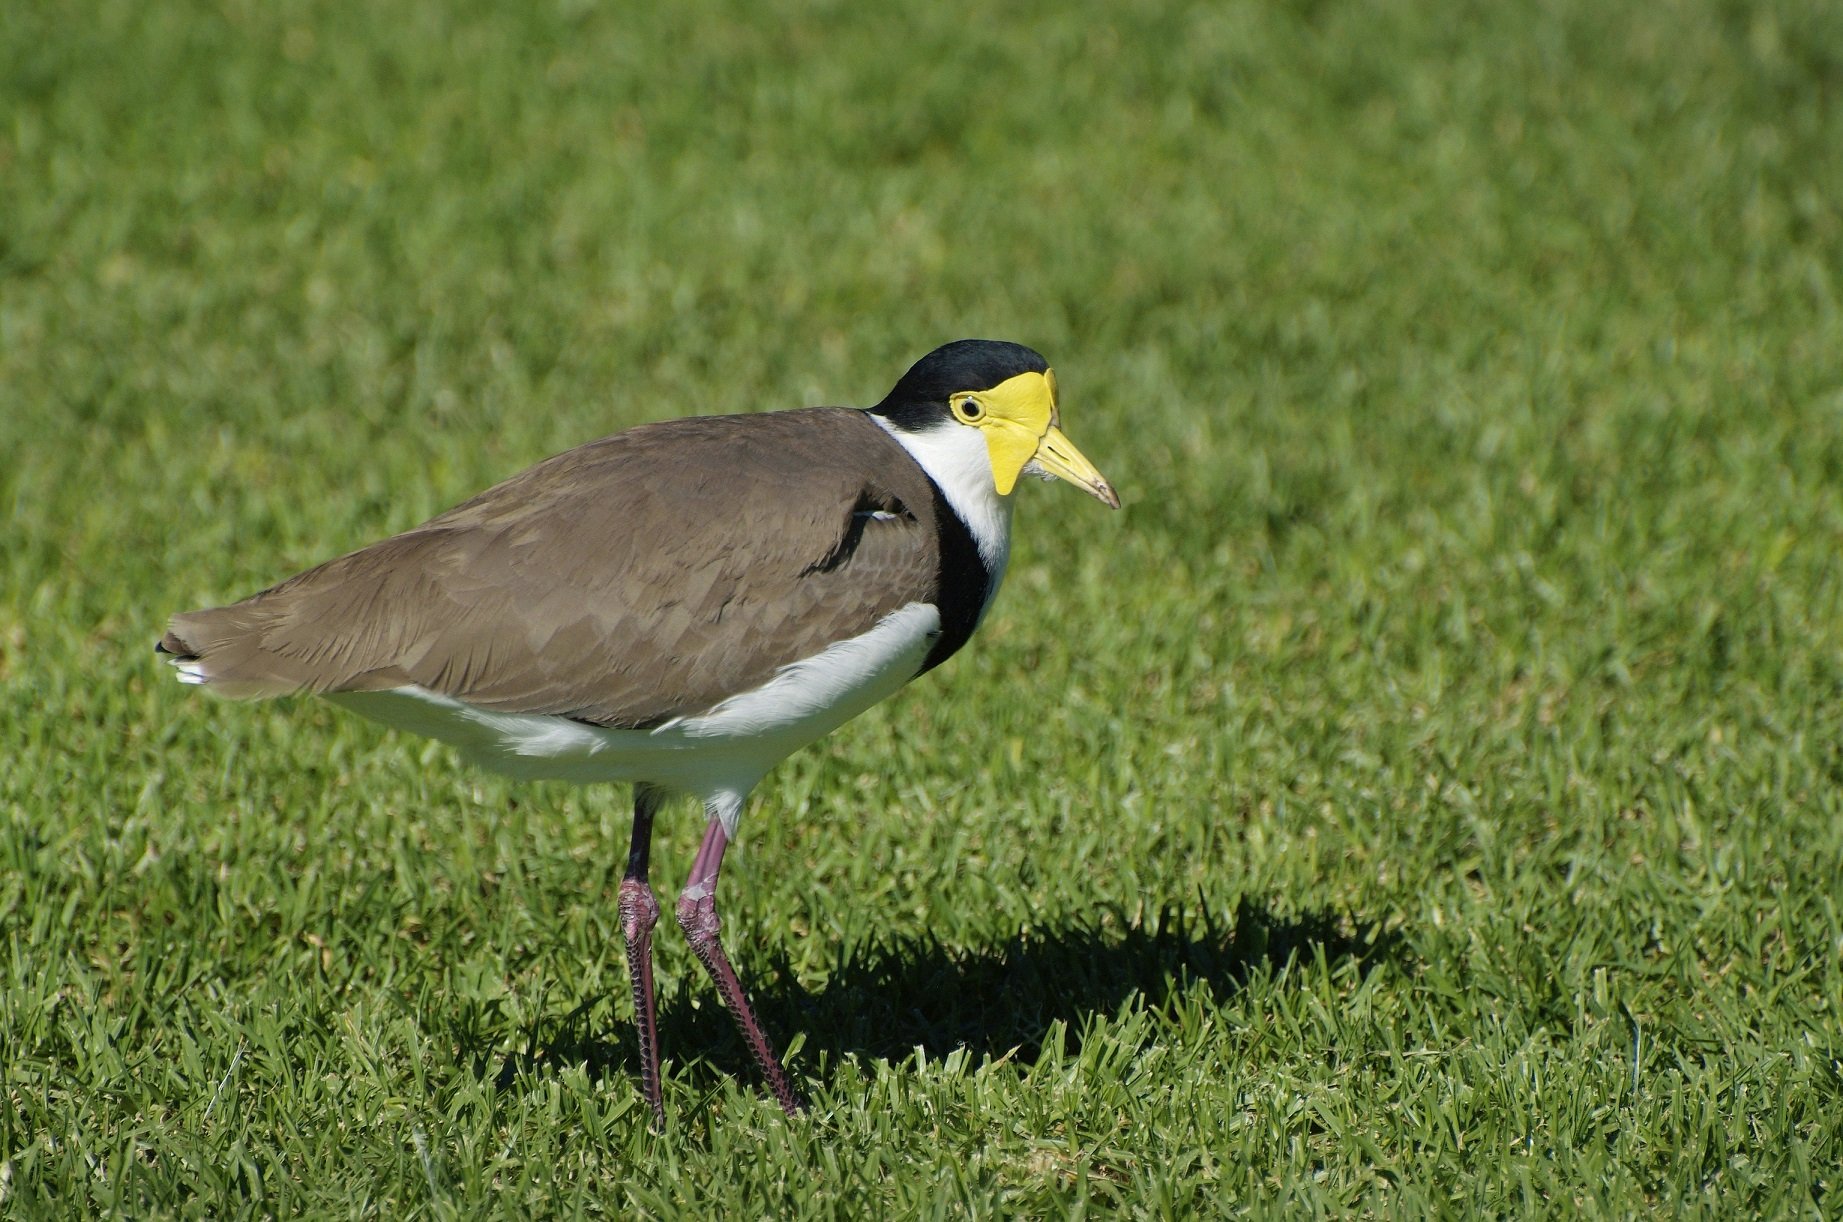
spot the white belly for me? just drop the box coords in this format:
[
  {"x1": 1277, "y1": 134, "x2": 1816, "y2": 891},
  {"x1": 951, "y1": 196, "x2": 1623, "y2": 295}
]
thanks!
[{"x1": 326, "y1": 602, "x2": 941, "y2": 820}]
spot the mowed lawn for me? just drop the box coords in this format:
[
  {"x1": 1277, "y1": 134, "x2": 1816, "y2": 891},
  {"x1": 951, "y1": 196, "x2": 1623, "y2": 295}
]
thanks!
[{"x1": 4, "y1": 0, "x2": 1843, "y2": 1214}]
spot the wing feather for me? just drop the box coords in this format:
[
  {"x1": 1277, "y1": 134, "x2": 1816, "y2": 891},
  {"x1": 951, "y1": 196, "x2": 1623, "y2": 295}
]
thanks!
[{"x1": 163, "y1": 409, "x2": 944, "y2": 726}]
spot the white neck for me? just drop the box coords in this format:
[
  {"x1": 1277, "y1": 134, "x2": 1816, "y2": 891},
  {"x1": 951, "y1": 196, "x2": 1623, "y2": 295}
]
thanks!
[{"x1": 870, "y1": 414, "x2": 1014, "y2": 605}]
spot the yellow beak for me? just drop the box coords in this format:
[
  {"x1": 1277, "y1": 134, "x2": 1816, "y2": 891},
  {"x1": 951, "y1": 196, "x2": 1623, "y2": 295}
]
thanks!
[{"x1": 1033, "y1": 424, "x2": 1119, "y2": 509}]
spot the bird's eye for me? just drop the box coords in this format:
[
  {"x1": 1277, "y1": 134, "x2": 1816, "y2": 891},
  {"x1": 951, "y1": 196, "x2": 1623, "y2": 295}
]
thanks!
[{"x1": 955, "y1": 396, "x2": 985, "y2": 422}]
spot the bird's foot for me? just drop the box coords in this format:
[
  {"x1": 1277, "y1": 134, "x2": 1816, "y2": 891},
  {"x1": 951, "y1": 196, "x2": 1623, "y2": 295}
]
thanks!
[
  {"x1": 618, "y1": 877, "x2": 666, "y2": 1129},
  {"x1": 676, "y1": 887, "x2": 808, "y2": 1117}
]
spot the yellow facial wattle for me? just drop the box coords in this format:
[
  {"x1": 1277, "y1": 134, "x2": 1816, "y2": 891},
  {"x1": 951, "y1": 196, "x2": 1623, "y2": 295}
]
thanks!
[{"x1": 952, "y1": 369, "x2": 1118, "y2": 508}]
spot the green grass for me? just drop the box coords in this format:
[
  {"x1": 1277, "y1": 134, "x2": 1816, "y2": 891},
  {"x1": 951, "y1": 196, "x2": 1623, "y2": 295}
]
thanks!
[{"x1": 5, "y1": 0, "x2": 1843, "y2": 1213}]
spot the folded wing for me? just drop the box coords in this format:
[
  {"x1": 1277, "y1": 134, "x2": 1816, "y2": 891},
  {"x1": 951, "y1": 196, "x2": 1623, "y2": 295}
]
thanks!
[{"x1": 160, "y1": 409, "x2": 945, "y2": 728}]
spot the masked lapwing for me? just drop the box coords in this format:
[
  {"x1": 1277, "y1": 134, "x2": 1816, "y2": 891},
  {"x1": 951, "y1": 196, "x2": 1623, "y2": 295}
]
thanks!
[{"x1": 159, "y1": 338, "x2": 1117, "y2": 1123}]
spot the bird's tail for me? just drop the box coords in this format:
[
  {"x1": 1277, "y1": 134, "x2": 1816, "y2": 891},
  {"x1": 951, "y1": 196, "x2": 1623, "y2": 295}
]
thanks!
[{"x1": 156, "y1": 605, "x2": 307, "y2": 698}]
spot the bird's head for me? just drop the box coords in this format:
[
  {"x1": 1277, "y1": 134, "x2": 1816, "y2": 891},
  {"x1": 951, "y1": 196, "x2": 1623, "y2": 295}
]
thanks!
[{"x1": 871, "y1": 340, "x2": 1119, "y2": 509}]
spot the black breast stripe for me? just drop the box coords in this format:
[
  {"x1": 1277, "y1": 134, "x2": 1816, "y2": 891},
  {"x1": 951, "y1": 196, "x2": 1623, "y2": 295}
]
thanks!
[{"x1": 918, "y1": 479, "x2": 991, "y2": 675}]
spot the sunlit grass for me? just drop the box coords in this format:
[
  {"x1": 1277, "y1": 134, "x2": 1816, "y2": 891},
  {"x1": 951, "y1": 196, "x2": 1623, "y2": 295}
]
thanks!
[{"x1": 4, "y1": 0, "x2": 1842, "y2": 1213}]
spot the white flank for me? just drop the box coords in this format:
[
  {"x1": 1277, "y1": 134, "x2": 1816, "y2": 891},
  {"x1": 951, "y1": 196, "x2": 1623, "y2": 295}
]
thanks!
[{"x1": 326, "y1": 602, "x2": 942, "y2": 836}]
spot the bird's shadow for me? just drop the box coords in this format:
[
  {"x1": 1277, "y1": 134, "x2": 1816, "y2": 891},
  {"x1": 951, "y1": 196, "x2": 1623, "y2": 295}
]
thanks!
[{"x1": 473, "y1": 897, "x2": 1401, "y2": 1091}]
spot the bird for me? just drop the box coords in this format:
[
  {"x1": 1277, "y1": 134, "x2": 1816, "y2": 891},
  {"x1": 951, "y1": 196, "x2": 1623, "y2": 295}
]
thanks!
[{"x1": 158, "y1": 338, "x2": 1118, "y2": 1124}]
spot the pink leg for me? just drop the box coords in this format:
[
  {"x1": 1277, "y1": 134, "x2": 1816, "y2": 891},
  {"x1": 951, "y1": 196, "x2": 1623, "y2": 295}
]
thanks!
[
  {"x1": 676, "y1": 818, "x2": 807, "y2": 1116},
  {"x1": 617, "y1": 786, "x2": 666, "y2": 1128}
]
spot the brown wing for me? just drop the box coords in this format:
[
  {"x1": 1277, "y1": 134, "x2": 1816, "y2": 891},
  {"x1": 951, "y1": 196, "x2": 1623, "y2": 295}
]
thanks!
[{"x1": 161, "y1": 409, "x2": 946, "y2": 727}]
